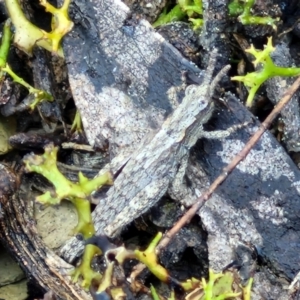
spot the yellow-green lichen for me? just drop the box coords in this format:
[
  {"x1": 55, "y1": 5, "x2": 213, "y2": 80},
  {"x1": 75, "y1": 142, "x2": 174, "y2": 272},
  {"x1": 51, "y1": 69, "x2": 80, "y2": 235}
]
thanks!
[
  {"x1": 153, "y1": 0, "x2": 203, "y2": 30},
  {"x1": 72, "y1": 244, "x2": 102, "y2": 289},
  {"x1": 23, "y1": 144, "x2": 113, "y2": 289},
  {"x1": 0, "y1": 19, "x2": 54, "y2": 110},
  {"x1": 232, "y1": 37, "x2": 300, "y2": 106},
  {"x1": 2, "y1": 64, "x2": 54, "y2": 110},
  {"x1": 23, "y1": 144, "x2": 113, "y2": 206},
  {"x1": 228, "y1": 0, "x2": 279, "y2": 29},
  {"x1": 39, "y1": 0, "x2": 73, "y2": 53},
  {"x1": 135, "y1": 232, "x2": 169, "y2": 282},
  {"x1": 71, "y1": 110, "x2": 83, "y2": 133},
  {"x1": 4, "y1": 0, "x2": 73, "y2": 56},
  {"x1": 136, "y1": 233, "x2": 252, "y2": 299},
  {"x1": 200, "y1": 269, "x2": 241, "y2": 300},
  {"x1": 0, "y1": 19, "x2": 12, "y2": 70}
]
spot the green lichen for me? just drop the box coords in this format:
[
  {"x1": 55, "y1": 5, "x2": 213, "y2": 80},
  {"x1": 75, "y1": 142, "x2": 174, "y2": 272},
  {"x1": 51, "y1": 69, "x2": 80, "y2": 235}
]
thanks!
[
  {"x1": 23, "y1": 144, "x2": 113, "y2": 206},
  {"x1": 242, "y1": 277, "x2": 253, "y2": 300},
  {"x1": 0, "y1": 115, "x2": 16, "y2": 155},
  {"x1": 137, "y1": 234, "x2": 253, "y2": 299},
  {"x1": 178, "y1": 0, "x2": 203, "y2": 29},
  {"x1": 181, "y1": 277, "x2": 202, "y2": 291},
  {"x1": 151, "y1": 285, "x2": 175, "y2": 300},
  {"x1": 71, "y1": 110, "x2": 83, "y2": 133},
  {"x1": 23, "y1": 143, "x2": 113, "y2": 289},
  {"x1": 150, "y1": 285, "x2": 160, "y2": 300},
  {"x1": 200, "y1": 269, "x2": 241, "y2": 300},
  {"x1": 151, "y1": 269, "x2": 247, "y2": 299},
  {"x1": 72, "y1": 244, "x2": 102, "y2": 289},
  {"x1": 179, "y1": 0, "x2": 202, "y2": 15},
  {"x1": 135, "y1": 232, "x2": 169, "y2": 282},
  {"x1": 153, "y1": 0, "x2": 203, "y2": 30},
  {"x1": 82, "y1": 232, "x2": 253, "y2": 298},
  {"x1": 39, "y1": 0, "x2": 73, "y2": 53},
  {"x1": 228, "y1": 0, "x2": 279, "y2": 29},
  {"x1": 5, "y1": 0, "x2": 54, "y2": 54},
  {"x1": 0, "y1": 19, "x2": 12, "y2": 70},
  {"x1": 4, "y1": 0, "x2": 73, "y2": 56},
  {"x1": 23, "y1": 143, "x2": 113, "y2": 230},
  {"x1": 232, "y1": 37, "x2": 300, "y2": 107},
  {"x1": 0, "y1": 1, "x2": 73, "y2": 109},
  {"x1": 67, "y1": 198, "x2": 98, "y2": 288},
  {"x1": 97, "y1": 261, "x2": 114, "y2": 293},
  {"x1": 153, "y1": 5, "x2": 186, "y2": 28},
  {"x1": 2, "y1": 64, "x2": 54, "y2": 110},
  {"x1": 135, "y1": 233, "x2": 250, "y2": 298},
  {"x1": 0, "y1": 19, "x2": 54, "y2": 110},
  {"x1": 72, "y1": 197, "x2": 95, "y2": 238}
]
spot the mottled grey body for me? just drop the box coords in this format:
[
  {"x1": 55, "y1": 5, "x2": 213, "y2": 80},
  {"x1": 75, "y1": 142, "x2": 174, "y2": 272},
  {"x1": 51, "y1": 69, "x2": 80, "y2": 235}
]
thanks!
[{"x1": 102, "y1": 51, "x2": 233, "y2": 237}]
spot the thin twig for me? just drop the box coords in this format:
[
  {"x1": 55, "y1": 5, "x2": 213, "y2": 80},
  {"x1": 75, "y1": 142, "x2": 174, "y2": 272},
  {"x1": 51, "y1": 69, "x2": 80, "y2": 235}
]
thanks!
[
  {"x1": 157, "y1": 75, "x2": 300, "y2": 252},
  {"x1": 61, "y1": 142, "x2": 94, "y2": 152}
]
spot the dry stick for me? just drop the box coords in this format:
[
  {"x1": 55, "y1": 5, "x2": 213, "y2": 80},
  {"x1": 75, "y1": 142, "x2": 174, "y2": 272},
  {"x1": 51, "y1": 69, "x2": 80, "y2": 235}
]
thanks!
[{"x1": 157, "y1": 75, "x2": 300, "y2": 252}]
